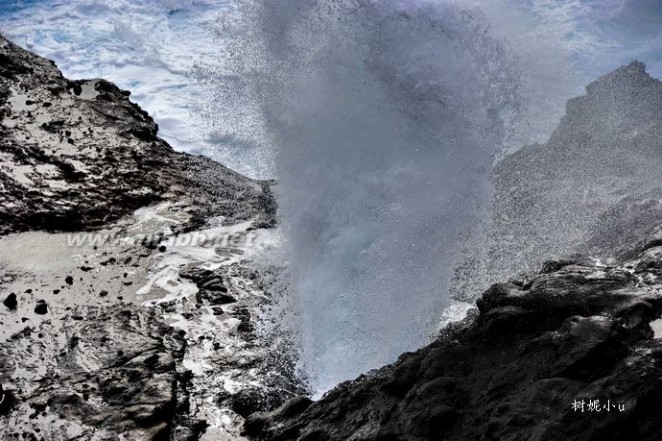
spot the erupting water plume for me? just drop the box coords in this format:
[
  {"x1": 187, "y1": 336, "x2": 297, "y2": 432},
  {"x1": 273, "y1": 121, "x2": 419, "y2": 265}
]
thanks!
[{"x1": 202, "y1": 0, "x2": 576, "y2": 395}]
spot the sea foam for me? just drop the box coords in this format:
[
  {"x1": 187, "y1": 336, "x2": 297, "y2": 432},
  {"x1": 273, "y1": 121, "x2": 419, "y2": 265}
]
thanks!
[{"x1": 0, "y1": 0, "x2": 272, "y2": 178}]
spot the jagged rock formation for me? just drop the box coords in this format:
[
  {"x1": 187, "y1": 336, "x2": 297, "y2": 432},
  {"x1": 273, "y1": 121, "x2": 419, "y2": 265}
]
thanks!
[
  {"x1": 0, "y1": 36, "x2": 288, "y2": 440},
  {"x1": 1, "y1": 306, "x2": 188, "y2": 440},
  {"x1": 488, "y1": 61, "x2": 662, "y2": 286},
  {"x1": 4, "y1": 31, "x2": 662, "y2": 441},
  {"x1": 246, "y1": 240, "x2": 662, "y2": 441},
  {"x1": 245, "y1": 64, "x2": 662, "y2": 441},
  {"x1": 0, "y1": 35, "x2": 274, "y2": 235}
]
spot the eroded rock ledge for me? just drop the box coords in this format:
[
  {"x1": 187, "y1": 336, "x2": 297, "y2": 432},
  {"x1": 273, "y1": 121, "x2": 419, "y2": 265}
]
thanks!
[
  {"x1": 246, "y1": 241, "x2": 662, "y2": 440},
  {"x1": 0, "y1": 36, "x2": 287, "y2": 440},
  {"x1": 0, "y1": 35, "x2": 274, "y2": 235}
]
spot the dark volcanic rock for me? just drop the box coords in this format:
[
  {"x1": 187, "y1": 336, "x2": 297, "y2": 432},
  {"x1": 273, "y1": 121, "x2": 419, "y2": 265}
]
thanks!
[
  {"x1": 0, "y1": 385, "x2": 16, "y2": 416},
  {"x1": 247, "y1": 247, "x2": 662, "y2": 441},
  {"x1": 0, "y1": 35, "x2": 274, "y2": 235},
  {"x1": 181, "y1": 266, "x2": 236, "y2": 306},
  {"x1": 3, "y1": 293, "x2": 17, "y2": 310},
  {"x1": 226, "y1": 387, "x2": 290, "y2": 418},
  {"x1": 33, "y1": 300, "x2": 48, "y2": 315}
]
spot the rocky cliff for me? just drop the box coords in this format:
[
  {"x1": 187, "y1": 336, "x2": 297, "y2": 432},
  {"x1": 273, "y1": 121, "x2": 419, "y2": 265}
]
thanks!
[
  {"x1": 488, "y1": 61, "x2": 662, "y2": 284},
  {"x1": 0, "y1": 36, "x2": 290, "y2": 441},
  {"x1": 0, "y1": 35, "x2": 274, "y2": 234},
  {"x1": 245, "y1": 64, "x2": 662, "y2": 440}
]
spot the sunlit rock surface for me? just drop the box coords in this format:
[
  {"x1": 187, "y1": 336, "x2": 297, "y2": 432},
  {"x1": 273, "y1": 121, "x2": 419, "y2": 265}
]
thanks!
[{"x1": 0, "y1": 36, "x2": 291, "y2": 441}]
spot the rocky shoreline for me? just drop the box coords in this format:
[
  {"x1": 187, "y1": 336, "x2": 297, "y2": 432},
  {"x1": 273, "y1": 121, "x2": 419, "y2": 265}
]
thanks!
[
  {"x1": 247, "y1": 245, "x2": 662, "y2": 440},
  {"x1": 3, "y1": 34, "x2": 662, "y2": 441},
  {"x1": 0, "y1": 35, "x2": 292, "y2": 440},
  {"x1": 243, "y1": 62, "x2": 662, "y2": 441}
]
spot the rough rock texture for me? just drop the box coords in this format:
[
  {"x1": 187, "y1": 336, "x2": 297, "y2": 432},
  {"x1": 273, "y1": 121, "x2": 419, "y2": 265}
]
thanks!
[
  {"x1": 0, "y1": 35, "x2": 274, "y2": 235},
  {"x1": 0, "y1": 212, "x2": 296, "y2": 440},
  {"x1": 246, "y1": 64, "x2": 662, "y2": 441},
  {"x1": 0, "y1": 36, "x2": 289, "y2": 440},
  {"x1": 0, "y1": 306, "x2": 188, "y2": 440},
  {"x1": 486, "y1": 61, "x2": 662, "y2": 289},
  {"x1": 247, "y1": 241, "x2": 662, "y2": 441}
]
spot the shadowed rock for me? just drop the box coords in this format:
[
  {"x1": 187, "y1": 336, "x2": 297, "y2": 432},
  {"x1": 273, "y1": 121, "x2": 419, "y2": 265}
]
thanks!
[
  {"x1": 3, "y1": 293, "x2": 17, "y2": 310},
  {"x1": 246, "y1": 248, "x2": 662, "y2": 441}
]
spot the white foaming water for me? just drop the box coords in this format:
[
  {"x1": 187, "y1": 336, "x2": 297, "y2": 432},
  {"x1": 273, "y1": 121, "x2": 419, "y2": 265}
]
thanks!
[
  {"x1": 0, "y1": 0, "x2": 270, "y2": 178},
  {"x1": 0, "y1": 0, "x2": 580, "y2": 177},
  {"x1": 205, "y1": 0, "x2": 576, "y2": 395}
]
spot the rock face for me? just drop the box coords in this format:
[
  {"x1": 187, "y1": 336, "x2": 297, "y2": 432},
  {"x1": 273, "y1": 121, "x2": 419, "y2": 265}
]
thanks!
[
  {"x1": 0, "y1": 306, "x2": 187, "y2": 440},
  {"x1": 0, "y1": 36, "x2": 289, "y2": 440},
  {"x1": 487, "y1": 61, "x2": 662, "y2": 286},
  {"x1": 247, "y1": 243, "x2": 662, "y2": 441},
  {"x1": 0, "y1": 35, "x2": 274, "y2": 234},
  {"x1": 246, "y1": 64, "x2": 662, "y2": 441}
]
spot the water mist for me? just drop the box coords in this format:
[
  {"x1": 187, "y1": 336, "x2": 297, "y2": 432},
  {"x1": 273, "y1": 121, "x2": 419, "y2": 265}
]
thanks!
[{"x1": 203, "y1": 0, "x2": 574, "y2": 395}]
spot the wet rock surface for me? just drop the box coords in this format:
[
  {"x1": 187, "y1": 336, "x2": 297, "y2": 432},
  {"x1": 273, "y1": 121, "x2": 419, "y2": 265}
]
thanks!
[
  {"x1": 247, "y1": 247, "x2": 662, "y2": 441},
  {"x1": 0, "y1": 35, "x2": 274, "y2": 235},
  {"x1": 0, "y1": 36, "x2": 293, "y2": 440}
]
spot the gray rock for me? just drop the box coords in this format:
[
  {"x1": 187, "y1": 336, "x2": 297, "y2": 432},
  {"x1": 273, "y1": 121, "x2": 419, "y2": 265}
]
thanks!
[
  {"x1": 0, "y1": 34, "x2": 275, "y2": 235},
  {"x1": 247, "y1": 246, "x2": 662, "y2": 440}
]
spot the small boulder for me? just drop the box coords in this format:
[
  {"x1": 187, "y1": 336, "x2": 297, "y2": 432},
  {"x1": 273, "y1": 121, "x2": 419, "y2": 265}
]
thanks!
[
  {"x1": 0, "y1": 384, "x2": 17, "y2": 415},
  {"x1": 34, "y1": 300, "x2": 48, "y2": 315},
  {"x1": 3, "y1": 293, "x2": 17, "y2": 310}
]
